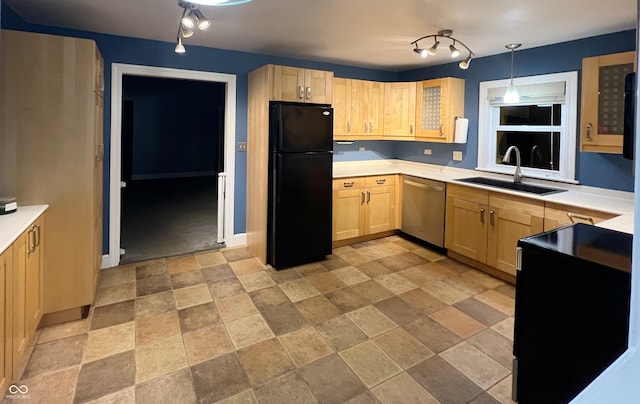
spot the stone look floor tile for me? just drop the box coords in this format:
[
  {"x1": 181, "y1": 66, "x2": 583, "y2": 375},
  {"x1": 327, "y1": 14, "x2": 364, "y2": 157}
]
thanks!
[
  {"x1": 474, "y1": 290, "x2": 516, "y2": 316},
  {"x1": 222, "y1": 247, "x2": 254, "y2": 262},
  {"x1": 217, "y1": 389, "x2": 258, "y2": 404},
  {"x1": 217, "y1": 293, "x2": 259, "y2": 322},
  {"x1": 191, "y1": 352, "x2": 251, "y2": 402},
  {"x1": 320, "y1": 255, "x2": 350, "y2": 271},
  {"x1": 253, "y1": 372, "x2": 318, "y2": 404},
  {"x1": 279, "y1": 278, "x2": 321, "y2": 302},
  {"x1": 408, "y1": 355, "x2": 483, "y2": 404},
  {"x1": 440, "y1": 341, "x2": 510, "y2": 390},
  {"x1": 331, "y1": 266, "x2": 371, "y2": 286},
  {"x1": 467, "y1": 329, "x2": 514, "y2": 370},
  {"x1": 225, "y1": 313, "x2": 275, "y2": 349},
  {"x1": 178, "y1": 301, "x2": 222, "y2": 333},
  {"x1": 316, "y1": 315, "x2": 368, "y2": 351},
  {"x1": 491, "y1": 317, "x2": 515, "y2": 341},
  {"x1": 135, "y1": 310, "x2": 182, "y2": 347},
  {"x1": 298, "y1": 354, "x2": 367, "y2": 403},
  {"x1": 278, "y1": 326, "x2": 334, "y2": 367},
  {"x1": 399, "y1": 288, "x2": 448, "y2": 314},
  {"x1": 293, "y1": 262, "x2": 328, "y2": 277},
  {"x1": 344, "y1": 391, "x2": 380, "y2": 404},
  {"x1": 294, "y1": 295, "x2": 341, "y2": 324},
  {"x1": 18, "y1": 365, "x2": 80, "y2": 403},
  {"x1": 135, "y1": 368, "x2": 197, "y2": 404},
  {"x1": 238, "y1": 271, "x2": 276, "y2": 292},
  {"x1": 404, "y1": 316, "x2": 462, "y2": 353},
  {"x1": 488, "y1": 375, "x2": 515, "y2": 403},
  {"x1": 135, "y1": 260, "x2": 167, "y2": 279},
  {"x1": 305, "y1": 271, "x2": 347, "y2": 294},
  {"x1": 183, "y1": 324, "x2": 234, "y2": 365},
  {"x1": 442, "y1": 275, "x2": 488, "y2": 296},
  {"x1": 84, "y1": 321, "x2": 135, "y2": 363},
  {"x1": 166, "y1": 255, "x2": 200, "y2": 274},
  {"x1": 375, "y1": 273, "x2": 418, "y2": 295},
  {"x1": 135, "y1": 335, "x2": 188, "y2": 383},
  {"x1": 136, "y1": 274, "x2": 172, "y2": 297},
  {"x1": 414, "y1": 262, "x2": 456, "y2": 282},
  {"x1": 94, "y1": 282, "x2": 136, "y2": 307},
  {"x1": 85, "y1": 387, "x2": 135, "y2": 404},
  {"x1": 237, "y1": 338, "x2": 295, "y2": 385},
  {"x1": 201, "y1": 263, "x2": 236, "y2": 283},
  {"x1": 373, "y1": 328, "x2": 434, "y2": 369},
  {"x1": 250, "y1": 286, "x2": 291, "y2": 307},
  {"x1": 349, "y1": 280, "x2": 395, "y2": 303},
  {"x1": 170, "y1": 269, "x2": 206, "y2": 289},
  {"x1": 339, "y1": 340, "x2": 402, "y2": 388},
  {"x1": 421, "y1": 280, "x2": 470, "y2": 305},
  {"x1": 209, "y1": 278, "x2": 245, "y2": 299},
  {"x1": 256, "y1": 302, "x2": 308, "y2": 336},
  {"x1": 23, "y1": 334, "x2": 87, "y2": 379},
  {"x1": 91, "y1": 300, "x2": 135, "y2": 330},
  {"x1": 355, "y1": 260, "x2": 392, "y2": 279},
  {"x1": 454, "y1": 298, "x2": 508, "y2": 326},
  {"x1": 462, "y1": 269, "x2": 505, "y2": 289},
  {"x1": 429, "y1": 306, "x2": 486, "y2": 339},
  {"x1": 74, "y1": 351, "x2": 136, "y2": 403},
  {"x1": 412, "y1": 247, "x2": 447, "y2": 262},
  {"x1": 37, "y1": 318, "x2": 89, "y2": 344},
  {"x1": 371, "y1": 372, "x2": 439, "y2": 404},
  {"x1": 195, "y1": 250, "x2": 227, "y2": 267},
  {"x1": 173, "y1": 283, "x2": 213, "y2": 310},
  {"x1": 345, "y1": 305, "x2": 397, "y2": 337},
  {"x1": 374, "y1": 297, "x2": 424, "y2": 325},
  {"x1": 397, "y1": 266, "x2": 439, "y2": 287},
  {"x1": 267, "y1": 267, "x2": 302, "y2": 284},
  {"x1": 135, "y1": 291, "x2": 176, "y2": 319},
  {"x1": 98, "y1": 266, "x2": 136, "y2": 288},
  {"x1": 229, "y1": 257, "x2": 264, "y2": 275},
  {"x1": 324, "y1": 287, "x2": 370, "y2": 313}
]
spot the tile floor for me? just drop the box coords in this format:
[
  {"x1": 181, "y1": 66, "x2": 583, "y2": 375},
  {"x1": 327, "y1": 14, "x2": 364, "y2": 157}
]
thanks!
[{"x1": 7, "y1": 236, "x2": 517, "y2": 403}]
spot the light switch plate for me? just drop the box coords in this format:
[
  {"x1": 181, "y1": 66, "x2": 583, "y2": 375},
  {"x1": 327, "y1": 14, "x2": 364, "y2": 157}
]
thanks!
[
  {"x1": 237, "y1": 142, "x2": 247, "y2": 152},
  {"x1": 452, "y1": 151, "x2": 463, "y2": 161},
  {"x1": 423, "y1": 148, "x2": 432, "y2": 155}
]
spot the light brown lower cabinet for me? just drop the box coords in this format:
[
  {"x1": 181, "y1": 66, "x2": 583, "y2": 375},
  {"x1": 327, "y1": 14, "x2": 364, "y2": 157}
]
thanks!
[
  {"x1": 1, "y1": 213, "x2": 45, "y2": 394},
  {"x1": 445, "y1": 184, "x2": 544, "y2": 277},
  {"x1": 333, "y1": 175, "x2": 397, "y2": 241},
  {"x1": 543, "y1": 202, "x2": 617, "y2": 231}
]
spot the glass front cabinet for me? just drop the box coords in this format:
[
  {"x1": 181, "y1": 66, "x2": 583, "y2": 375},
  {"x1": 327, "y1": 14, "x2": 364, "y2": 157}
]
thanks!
[{"x1": 415, "y1": 77, "x2": 465, "y2": 143}]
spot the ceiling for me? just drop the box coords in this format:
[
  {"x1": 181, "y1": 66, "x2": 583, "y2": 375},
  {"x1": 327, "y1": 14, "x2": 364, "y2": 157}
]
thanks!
[{"x1": 4, "y1": 0, "x2": 637, "y2": 71}]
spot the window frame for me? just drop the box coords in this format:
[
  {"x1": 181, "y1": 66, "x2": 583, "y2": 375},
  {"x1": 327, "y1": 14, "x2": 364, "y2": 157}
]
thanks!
[{"x1": 477, "y1": 71, "x2": 579, "y2": 183}]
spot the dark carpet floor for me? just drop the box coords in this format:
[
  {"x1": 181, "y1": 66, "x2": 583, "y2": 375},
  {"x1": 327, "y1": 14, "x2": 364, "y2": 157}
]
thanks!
[{"x1": 120, "y1": 176, "x2": 222, "y2": 264}]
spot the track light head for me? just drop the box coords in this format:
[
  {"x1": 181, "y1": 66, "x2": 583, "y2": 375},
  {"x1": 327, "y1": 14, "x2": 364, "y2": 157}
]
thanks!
[
  {"x1": 181, "y1": 27, "x2": 194, "y2": 38},
  {"x1": 413, "y1": 46, "x2": 428, "y2": 58},
  {"x1": 175, "y1": 37, "x2": 186, "y2": 53},
  {"x1": 449, "y1": 42, "x2": 460, "y2": 58},
  {"x1": 181, "y1": 10, "x2": 196, "y2": 28},
  {"x1": 427, "y1": 40, "x2": 439, "y2": 56},
  {"x1": 459, "y1": 54, "x2": 472, "y2": 69},
  {"x1": 194, "y1": 9, "x2": 211, "y2": 30}
]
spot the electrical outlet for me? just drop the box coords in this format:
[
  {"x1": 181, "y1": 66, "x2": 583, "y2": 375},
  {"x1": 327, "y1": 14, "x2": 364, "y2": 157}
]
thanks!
[
  {"x1": 359, "y1": 146, "x2": 365, "y2": 152},
  {"x1": 237, "y1": 142, "x2": 247, "y2": 152},
  {"x1": 452, "y1": 151, "x2": 463, "y2": 161},
  {"x1": 423, "y1": 148, "x2": 432, "y2": 155}
]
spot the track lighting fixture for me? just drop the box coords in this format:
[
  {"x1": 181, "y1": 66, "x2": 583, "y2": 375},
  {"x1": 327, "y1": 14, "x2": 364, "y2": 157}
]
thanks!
[
  {"x1": 504, "y1": 43, "x2": 522, "y2": 103},
  {"x1": 175, "y1": 36, "x2": 186, "y2": 53},
  {"x1": 175, "y1": 0, "x2": 213, "y2": 54},
  {"x1": 411, "y1": 29, "x2": 475, "y2": 69}
]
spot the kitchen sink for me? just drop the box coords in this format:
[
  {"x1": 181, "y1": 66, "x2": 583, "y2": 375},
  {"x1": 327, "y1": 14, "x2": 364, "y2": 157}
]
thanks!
[{"x1": 456, "y1": 176, "x2": 567, "y2": 196}]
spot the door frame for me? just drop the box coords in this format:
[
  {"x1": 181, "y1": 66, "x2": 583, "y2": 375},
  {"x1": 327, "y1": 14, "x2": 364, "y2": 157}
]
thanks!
[{"x1": 108, "y1": 63, "x2": 238, "y2": 268}]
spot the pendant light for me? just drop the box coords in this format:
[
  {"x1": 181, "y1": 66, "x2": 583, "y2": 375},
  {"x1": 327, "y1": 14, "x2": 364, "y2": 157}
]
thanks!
[{"x1": 504, "y1": 43, "x2": 522, "y2": 103}]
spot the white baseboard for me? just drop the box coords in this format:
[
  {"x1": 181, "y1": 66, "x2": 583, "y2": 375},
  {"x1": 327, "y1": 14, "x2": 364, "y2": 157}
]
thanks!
[
  {"x1": 99, "y1": 232, "x2": 247, "y2": 269},
  {"x1": 130, "y1": 171, "x2": 218, "y2": 180}
]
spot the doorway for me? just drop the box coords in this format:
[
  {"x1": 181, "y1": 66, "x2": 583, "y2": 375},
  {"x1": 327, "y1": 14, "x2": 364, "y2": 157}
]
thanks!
[
  {"x1": 108, "y1": 64, "x2": 237, "y2": 268},
  {"x1": 119, "y1": 75, "x2": 225, "y2": 263}
]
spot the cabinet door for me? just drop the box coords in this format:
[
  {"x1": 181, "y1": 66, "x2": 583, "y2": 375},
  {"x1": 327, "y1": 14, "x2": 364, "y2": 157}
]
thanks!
[
  {"x1": 332, "y1": 78, "x2": 350, "y2": 137},
  {"x1": 365, "y1": 185, "x2": 395, "y2": 234},
  {"x1": 415, "y1": 78, "x2": 465, "y2": 142},
  {"x1": 0, "y1": 246, "x2": 12, "y2": 395},
  {"x1": 580, "y1": 51, "x2": 636, "y2": 153},
  {"x1": 272, "y1": 65, "x2": 305, "y2": 102},
  {"x1": 333, "y1": 188, "x2": 365, "y2": 241},
  {"x1": 445, "y1": 197, "x2": 488, "y2": 262},
  {"x1": 12, "y1": 231, "x2": 28, "y2": 377},
  {"x1": 304, "y1": 69, "x2": 333, "y2": 104},
  {"x1": 26, "y1": 216, "x2": 44, "y2": 337},
  {"x1": 543, "y1": 203, "x2": 617, "y2": 231},
  {"x1": 366, "y1": 81, "x2": 385, "y2": 136},
  {"x1": 383, "y1": 82, "x2": 416, "y2": 137}
]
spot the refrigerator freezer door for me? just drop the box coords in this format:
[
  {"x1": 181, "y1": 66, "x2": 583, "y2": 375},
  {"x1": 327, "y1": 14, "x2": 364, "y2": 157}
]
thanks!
[
  {"x1": 269, "y1": 151, "x2": 332, "y2": 268},
  {"x1": 271, "y1": 103, "x2": 333, "y2": 153}
]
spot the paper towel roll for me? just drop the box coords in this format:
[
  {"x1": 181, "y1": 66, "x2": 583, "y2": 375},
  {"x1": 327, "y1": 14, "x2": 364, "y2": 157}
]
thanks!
[{"x1": 454, "y1": 117, "x2": 468, "y2": 144}]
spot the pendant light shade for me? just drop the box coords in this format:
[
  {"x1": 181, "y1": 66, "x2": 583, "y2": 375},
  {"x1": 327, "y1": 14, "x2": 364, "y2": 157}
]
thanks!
[{"x1": 504, "y1": 43, "x2": 522, "y2": 103}]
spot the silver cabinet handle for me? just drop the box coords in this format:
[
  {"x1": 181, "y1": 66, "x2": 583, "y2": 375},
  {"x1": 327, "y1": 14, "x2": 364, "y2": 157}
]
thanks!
[
  {"x1": 36, "y1": 224, "x2": 41, "y2": 247},
  {"x1": 347, "y1": 121, "x2": 351, "y2": 133},
  {"x1": 369, "y1": 121, "x2": 373, "y2": 134},
  {"x1": 403, "y1": 179, "x2": 444, "y2": 192},
  {"x1": 361, "y1": 192, "x2": 365, "y2": 205},
  {"x1": 490, "y1": 210, "x2": 495, "y2": 226},
  {"x1": 367, "y1": 190, "x2": 371, "y2": 204},
  {"x1": 440, "y1": 123, "x2": 445, "y2": 136},
  {"x1": 343, "y1": 181, "x2": 355, "y2": 188},
  {"x1": 376, "y1": 179, "x2": 386, "y2": 185},
  {"x1": 567, "y1": 212, "x2": 595, "y2": 225},
  {"x1": 480, "y1": 208, "x2": 485, "y2": 223},
  {"x1": 306, "y1": 86, "x2": 312, "y2": 100},
  {"x1": 97, "y1": 144, "x2": 104, "y2": 162},
  {"x1": 298, "y1": 86, "x2": 305, "y2": 100},
  {"x1": 586, "y1": 123, "x2": 592, "y2": 141},
  {"x1": 410, "y1": 123, "x2": 414, "y2": 135}
]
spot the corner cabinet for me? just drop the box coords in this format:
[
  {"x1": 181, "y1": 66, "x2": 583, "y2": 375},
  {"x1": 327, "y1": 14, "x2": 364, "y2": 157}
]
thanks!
[
  {"x1": 580, "y1": 51, "x2": 636, "y2": 154},
  {"x1": 332, "y1": 175, "x2": 398, "y2": 241},
  {"x1": 271, "y1": 65, "x2": 333, "y2": 104},
  {"x1": 333, "y1": 78, "x2": 384, "y2": 139},
  {"x1": 0, "y1": 30, "x2": 103, "y2": 322},
  {"x1": 415, "y1": 78, "x2": 465, "y2": 142}
]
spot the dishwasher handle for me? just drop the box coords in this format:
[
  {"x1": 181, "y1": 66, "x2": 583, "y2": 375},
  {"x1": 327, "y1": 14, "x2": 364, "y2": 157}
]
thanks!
[{"x1": 403, "y1": 179, "x2": 444, "y2": 192}]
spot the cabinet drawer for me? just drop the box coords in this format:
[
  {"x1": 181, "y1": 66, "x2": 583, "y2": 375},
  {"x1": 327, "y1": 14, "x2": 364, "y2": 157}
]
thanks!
[
  {"x1": 490, "y1": 192, "x2": 544, "y2": 217},
  {"x1": 447, "y1": 183, "x2": 489, "y2": 205},
  {"x1": 333, "y1": 177, "x2": 365, "y2": 190},
  {"x1": 544, "y1": 203, "x2": 617, "y2": 225},
  {"x1": 365, "y1": 175, "x2": 395, "y2": 187}
]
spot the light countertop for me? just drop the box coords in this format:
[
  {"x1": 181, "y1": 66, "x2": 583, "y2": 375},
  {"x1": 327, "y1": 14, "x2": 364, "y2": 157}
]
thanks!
[
  {"x1": 334, "y1": 160, "x2": 634, "y2": 234},
  {"x1": 0, "y1": 205, "x2": 49, "y2": 254}
]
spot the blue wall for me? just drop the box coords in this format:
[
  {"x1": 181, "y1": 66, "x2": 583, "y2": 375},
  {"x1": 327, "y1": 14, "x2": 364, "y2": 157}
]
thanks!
[
  {"x1": 1, "y1": 2, "x2": 636, "y2": 254},
  {"x1": 396, "y1": 31, "x2": 636, "y2": 191}
]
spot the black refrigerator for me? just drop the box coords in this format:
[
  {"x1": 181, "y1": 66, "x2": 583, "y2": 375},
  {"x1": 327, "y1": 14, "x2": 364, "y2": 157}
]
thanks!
[
  {"x1": 267, "y1": 102, "x2": 333, "y2": 269},
  {"x1": 513, "y1": 224, "x2": 632, "y2": 403}
]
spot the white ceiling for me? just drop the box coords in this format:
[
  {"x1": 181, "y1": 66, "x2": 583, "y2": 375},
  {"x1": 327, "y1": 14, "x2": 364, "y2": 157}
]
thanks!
[{"x1": 3, "y1": 0, "x2": 637, "y2": 71}]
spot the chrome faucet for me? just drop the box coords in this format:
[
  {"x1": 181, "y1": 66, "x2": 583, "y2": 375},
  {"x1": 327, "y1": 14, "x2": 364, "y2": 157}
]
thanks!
[{"x1": 502, "y1": 145, "x2": 523, "y2": 183}]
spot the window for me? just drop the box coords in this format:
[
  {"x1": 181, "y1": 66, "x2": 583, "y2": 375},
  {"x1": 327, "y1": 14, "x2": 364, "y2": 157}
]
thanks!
[{"x1": 478, "y1": 72, "x2": 578, "y2": 183}]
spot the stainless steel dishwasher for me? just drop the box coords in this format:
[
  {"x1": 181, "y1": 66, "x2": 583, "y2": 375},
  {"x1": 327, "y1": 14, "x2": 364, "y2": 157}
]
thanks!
[{"x1": 401, "y1": 175, "x2": 446, "y2": 247}]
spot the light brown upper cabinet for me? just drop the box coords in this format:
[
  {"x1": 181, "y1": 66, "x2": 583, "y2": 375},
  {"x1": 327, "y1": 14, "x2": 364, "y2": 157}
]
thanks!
[
  {"x1": 383, "y1": 82, "x2": 417, "y2": 138},
  {"x1": 415, "y1": 78, "x2": 465, "y2": 143},
  {"x1": 580, "y1": 51, "x2": 636, "y2": 153},
  {"x1": 271, "y1": 65, "x2": 333, "y2": 104},
  {"x1": 333, "y1": 78, "x2": 384, "y2": 139}
]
